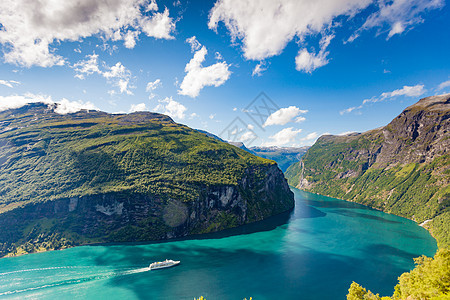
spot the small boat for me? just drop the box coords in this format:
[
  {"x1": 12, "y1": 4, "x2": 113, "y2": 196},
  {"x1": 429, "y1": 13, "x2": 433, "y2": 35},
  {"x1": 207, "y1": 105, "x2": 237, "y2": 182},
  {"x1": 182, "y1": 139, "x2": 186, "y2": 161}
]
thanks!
[{"x1": 149, "y1": 259, "x2": 180, "y2": 270}]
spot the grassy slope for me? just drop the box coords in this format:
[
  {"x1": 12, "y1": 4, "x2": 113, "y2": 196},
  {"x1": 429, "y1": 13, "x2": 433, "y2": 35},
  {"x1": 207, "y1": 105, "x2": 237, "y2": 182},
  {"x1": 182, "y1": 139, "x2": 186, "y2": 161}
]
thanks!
[
  {"x1": 0, "y1": 103, "x2": 274, "y2": 211},
  {"x1": 0, "y1": 103, "x2": 290, "y2": 256},
  {"x1": 286, "y1": 95, "x2": 449, "y2": 248}
]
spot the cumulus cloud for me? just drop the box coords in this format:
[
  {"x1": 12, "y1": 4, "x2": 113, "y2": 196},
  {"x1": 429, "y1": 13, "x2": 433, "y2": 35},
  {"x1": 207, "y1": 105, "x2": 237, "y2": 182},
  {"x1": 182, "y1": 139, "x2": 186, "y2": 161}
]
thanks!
[
  {"x1": 73, "y1": 54, "x2": 134, "y2": 95},
  {"x1": 301, "y1": 132, "x2": 319, "y2": 141},
  {"x1": 209, "y1": 0, "x2": 441, "y2": 72},
  {"x1": 54, "y1": 98, "x2": 99, "y2": 114},
  {"x1": 263, "y1": 127, "x2": 303, "y2": 146},
  {"x1": 154, "y1": 97, "x2": 187, "y2": 119},
  {"x1": 296, "y1": 34, "x2": 334, "y2": 73},
  {"x1": 129, "y1": 103, "x2": 148, "y2": 112},
  {"x1": 0, "y1": 0, "x2": 176, "y2": 67},
  {"x1": 73, "y1": 54, "x2": 101, "y2": 79},
  {"x1": 264, "y1": 106, "x2": 308, "y2": 127},
  {"x1": 178, "y1": 38, "x2": 231, "y2": 98},
  {"x1": 0, "y1": 79, "x2": 20, "y2": 88},
  {"x1": 209, "y1": 0, "x2": 370, "y2": 61},
  {"x1": 0, "y1": 93, "x2": 98, "y2": 114},
  {"x1": 437, "y1": 80, "x2": 450, "y2": 91},
  {"x1": 340, "y1": 84, "x2": 426, "y2": 115}
]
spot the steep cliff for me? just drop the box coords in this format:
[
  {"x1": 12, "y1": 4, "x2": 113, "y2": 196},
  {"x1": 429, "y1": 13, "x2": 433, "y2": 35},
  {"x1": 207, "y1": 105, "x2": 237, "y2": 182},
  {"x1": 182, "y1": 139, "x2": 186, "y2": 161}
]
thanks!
[
  {"x1": 0, "y1": 103, "x2": 294, "y2": 257},
  {"x1": 286, "y1": 94, "x2": 449, "y2": 247}
]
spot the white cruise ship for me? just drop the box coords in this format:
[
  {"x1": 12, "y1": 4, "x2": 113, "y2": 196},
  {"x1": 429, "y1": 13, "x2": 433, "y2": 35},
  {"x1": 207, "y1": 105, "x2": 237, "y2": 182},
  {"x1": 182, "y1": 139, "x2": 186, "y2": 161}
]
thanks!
[{"x1": 149, "y1": 259, "x2": 180, "y2": 270}]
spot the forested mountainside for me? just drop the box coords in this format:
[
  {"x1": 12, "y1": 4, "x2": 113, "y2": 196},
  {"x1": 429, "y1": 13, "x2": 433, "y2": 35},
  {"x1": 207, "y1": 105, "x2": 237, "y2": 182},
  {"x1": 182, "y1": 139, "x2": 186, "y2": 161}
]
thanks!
[
  {"x1": 0, "y1": 103, "x2": 294, "y2": 257},
  {"x1": 286, "y1": 94, "x2": 449, "y2": 248}
]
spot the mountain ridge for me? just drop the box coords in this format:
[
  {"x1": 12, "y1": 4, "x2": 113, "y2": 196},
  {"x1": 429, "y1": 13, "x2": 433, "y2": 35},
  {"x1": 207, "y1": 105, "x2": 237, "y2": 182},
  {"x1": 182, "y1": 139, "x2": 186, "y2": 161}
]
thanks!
[
  {"x1": 0, "y1": 102, "x2": 294, "y2": 257},
  {"x1": 286, "y1": 94, "x2": 450, "y2": 248}
]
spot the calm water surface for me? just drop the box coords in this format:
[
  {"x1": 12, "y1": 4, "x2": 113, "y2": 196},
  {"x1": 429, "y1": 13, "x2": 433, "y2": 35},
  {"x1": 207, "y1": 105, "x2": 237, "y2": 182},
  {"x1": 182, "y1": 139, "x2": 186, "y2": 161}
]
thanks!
[{"x1": 0, "y1": 189, "x2": 437, "y2": 299}]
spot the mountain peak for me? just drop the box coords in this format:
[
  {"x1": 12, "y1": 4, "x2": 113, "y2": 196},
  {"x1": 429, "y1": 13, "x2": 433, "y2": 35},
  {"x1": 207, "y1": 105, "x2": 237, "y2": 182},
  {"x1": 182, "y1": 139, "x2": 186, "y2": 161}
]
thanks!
[{"x1": 406, "y1": 93, "x2": 450, "y2": 112}]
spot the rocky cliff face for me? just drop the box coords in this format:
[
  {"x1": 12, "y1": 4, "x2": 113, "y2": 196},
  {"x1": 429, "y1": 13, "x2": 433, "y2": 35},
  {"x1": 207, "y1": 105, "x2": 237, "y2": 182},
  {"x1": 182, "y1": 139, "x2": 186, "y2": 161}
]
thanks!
[
  {"x1": 286, "y1": 94, "x2": 449, "y2": 248},
  {"x1": 0, "y1": 103, "x2": 294, "y2": 256}
]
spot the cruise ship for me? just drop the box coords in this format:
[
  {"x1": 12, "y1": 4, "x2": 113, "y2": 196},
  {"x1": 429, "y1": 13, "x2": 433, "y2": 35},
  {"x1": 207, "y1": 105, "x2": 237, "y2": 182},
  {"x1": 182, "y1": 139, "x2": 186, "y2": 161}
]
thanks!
[{"x1": 149, "y1": 259, "x2": 180, "y2": 270}]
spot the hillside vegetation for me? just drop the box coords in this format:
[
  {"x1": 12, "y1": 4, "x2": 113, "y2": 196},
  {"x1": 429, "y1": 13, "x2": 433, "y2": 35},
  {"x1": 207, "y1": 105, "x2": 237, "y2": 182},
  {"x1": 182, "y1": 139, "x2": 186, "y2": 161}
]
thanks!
[
  {"x1": 286, "y1": 94, "x2": 449, "y2": 248},
  {"x1": 0, "y1": 103, "x2": 294, "y2": 256}
]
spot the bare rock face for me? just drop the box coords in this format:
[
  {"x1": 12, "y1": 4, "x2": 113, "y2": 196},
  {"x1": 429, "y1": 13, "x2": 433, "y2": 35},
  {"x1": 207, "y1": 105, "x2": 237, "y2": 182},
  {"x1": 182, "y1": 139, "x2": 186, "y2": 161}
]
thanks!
[{"x1": 376, "y1": 94, "x2": 450, "y2": 166}]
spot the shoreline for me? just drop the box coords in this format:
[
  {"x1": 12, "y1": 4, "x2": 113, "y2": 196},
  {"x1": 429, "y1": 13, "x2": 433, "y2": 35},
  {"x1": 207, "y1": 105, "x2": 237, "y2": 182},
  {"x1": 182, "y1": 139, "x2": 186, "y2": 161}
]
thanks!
[{"x1": 1, "y1": 206, "x2": 295, "y2": 259}]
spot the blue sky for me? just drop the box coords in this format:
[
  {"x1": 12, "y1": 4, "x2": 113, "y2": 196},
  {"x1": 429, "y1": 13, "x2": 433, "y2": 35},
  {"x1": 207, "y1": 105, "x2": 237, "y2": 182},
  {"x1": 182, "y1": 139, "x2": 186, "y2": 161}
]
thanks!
[{"x1": 0, "y1": 0, "x2": 449, "y2": 147}]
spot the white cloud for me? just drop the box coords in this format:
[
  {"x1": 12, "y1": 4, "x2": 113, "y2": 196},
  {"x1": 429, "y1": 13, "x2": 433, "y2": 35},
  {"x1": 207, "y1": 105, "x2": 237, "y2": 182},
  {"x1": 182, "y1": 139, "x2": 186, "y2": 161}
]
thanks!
[
  {"x1": 146, "y1": 79, "x2": 162, "y2": 91},
  {"x1": 0, "y1": 93, "x2": 97, "y2": 114},
  {"x1": 186, "y1": 36, "x2": 202, "y2": 52},
  {"x1": 264, "y1": 106, "x2": 308, "y2": 127},
  {"x1": 359, "y1": 0, "x2": 444, "y2": 40},
  {"x1": 73, "y1": 54, "x2": 134, "y2": 95},
  {"x1": 252, "y1": 62, "x2": 267, "y2": 77},
  {"x1": 73, "y1": 54, "x2": 101, "y2": 79},
  {"x1": 338, "y1": 131, "x2": 357, "y2": 135},
  {"x1": 54, "y1": 98, "x2": 98, "y2": 114},
  {"x1": 340, "y1": 84, "x2": 426, "y2": 115},
  {"x1": 301, "y1": 132, "x2": 318, "y2": 141},
  {"x1": 263, "y1": 127, "x2": 302, "y2": 146},
  {"x1": 295, "y1": 34, "x2": 334, "y2": 73},
  {"x1": 209, "y1": 0, "x2": 441, "y2": 71},
  {"x1": 0, "y1": 79, "x2": 20, "y2": 88},
  {"x1": 437, "y1": 80, "x2": 450, "y2": 91},
  {"x1": 178, "y1": 40, "x2": 231, "y2": 98},
  {"x1": 0, "y1": 0, "x2": 176, "y2": 67},
  {"x1": 146, "y1": 78, "x2": 162, "y2": 99},
  {"x1": 140, "y1": 8, "x2": 176, "y2": 40},
  {"x1": 189, "y1": 112, "x2": 199, "y2": 119},
  {"x1": 129, "y1": 103, "x2": 148, "y2": 112},
  {"x1": 123, "y1": 30, "x2": 140, "y2": 49},
  {"x1": 380, "y1": 84, "x2": 425, "y2": 98},
  {"x1": 241, "y1": 131, "x2": 256, "y2": 142},
  {"x1": 154, "y1": 97, "x2": 187, "y2": 119},
  {"x1": 209, "y1": 114, "x2": 216, "y2": 119}
]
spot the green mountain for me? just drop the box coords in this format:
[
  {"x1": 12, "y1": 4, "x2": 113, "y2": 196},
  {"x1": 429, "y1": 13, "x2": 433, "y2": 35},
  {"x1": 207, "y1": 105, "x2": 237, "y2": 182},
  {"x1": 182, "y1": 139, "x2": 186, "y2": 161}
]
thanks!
[
  {"x1": 286, "y1": 94, "x2": 450, "y2": 248},
  {"x1": 250, "y1": 146, "x2": 309, "y2": 172},
  {"x1": 0, "y1": 103, "x2": 294, "y2": 257}
]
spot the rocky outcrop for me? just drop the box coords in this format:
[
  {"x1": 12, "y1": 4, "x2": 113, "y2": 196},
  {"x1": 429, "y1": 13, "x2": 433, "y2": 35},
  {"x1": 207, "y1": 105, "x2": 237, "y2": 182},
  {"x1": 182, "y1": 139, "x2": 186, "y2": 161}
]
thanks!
[
  {"x1": 286, "y1": 94, "x2": 450, "y2": 248},
  {"x1": 0, "y1": 103, "x2": 294, "y2": 256},
  {"x1": 0, "y1": 164, "x2": 293, "y2": 256}
]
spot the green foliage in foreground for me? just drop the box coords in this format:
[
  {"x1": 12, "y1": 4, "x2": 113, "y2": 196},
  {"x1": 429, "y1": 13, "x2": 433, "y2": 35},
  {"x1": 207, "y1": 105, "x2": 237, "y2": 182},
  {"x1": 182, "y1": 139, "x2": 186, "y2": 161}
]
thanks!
[
  {"x1": 194, "y1": 297, "x2": 252, "y2": 300},
  {"x1": 347, "y1": 249, "x2": 450, "y2": 300}
]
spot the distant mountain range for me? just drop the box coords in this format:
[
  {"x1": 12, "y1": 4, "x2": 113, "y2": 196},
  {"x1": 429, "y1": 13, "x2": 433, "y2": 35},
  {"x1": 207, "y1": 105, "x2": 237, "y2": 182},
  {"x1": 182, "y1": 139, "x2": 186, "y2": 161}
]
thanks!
[
  {"x1": 0, "y1": 103, "x2": 294, "y2": 257},
  {"x1": 197, "y1": 130, "x2": 310, "y2": 173},
  {"x1": 286, "y1": 94, "x2": 450, "y2": 248}
]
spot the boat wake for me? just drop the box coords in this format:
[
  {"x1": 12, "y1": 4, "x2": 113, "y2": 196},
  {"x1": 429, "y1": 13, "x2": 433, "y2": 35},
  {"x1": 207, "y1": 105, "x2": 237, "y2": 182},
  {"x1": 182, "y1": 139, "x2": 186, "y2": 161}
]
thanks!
[
  {"x1": 0, "y1": 266, "x2": 85, "y2": 277},
  {"x1": 0, "y1": 267, "x2": 150, "y2": 297}
]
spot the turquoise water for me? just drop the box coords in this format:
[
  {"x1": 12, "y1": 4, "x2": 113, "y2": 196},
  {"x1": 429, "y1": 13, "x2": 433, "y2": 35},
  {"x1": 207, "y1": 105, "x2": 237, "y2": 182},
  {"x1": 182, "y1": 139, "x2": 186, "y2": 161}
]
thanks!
[{"x1": 0, "y1": 189, "x2": 437, "y2": 299}]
